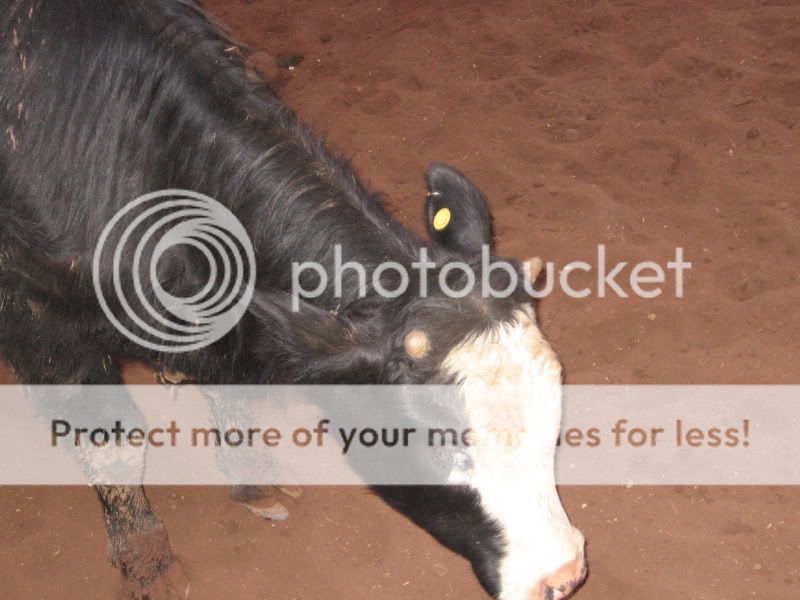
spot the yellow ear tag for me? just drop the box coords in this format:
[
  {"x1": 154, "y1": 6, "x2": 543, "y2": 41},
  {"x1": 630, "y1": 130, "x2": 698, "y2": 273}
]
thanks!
[{"x1": 432, "y1": 207, "x2": 451, "y2": 231}]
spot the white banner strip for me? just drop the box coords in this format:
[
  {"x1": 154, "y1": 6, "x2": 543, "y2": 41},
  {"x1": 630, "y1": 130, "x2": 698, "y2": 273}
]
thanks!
[{"x1": 0, "y1": 385, "x2": 796, "y2": 485}]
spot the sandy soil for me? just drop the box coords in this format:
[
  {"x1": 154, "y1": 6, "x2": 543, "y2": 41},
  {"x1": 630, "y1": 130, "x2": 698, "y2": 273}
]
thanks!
[{"x1": 2, "y1": 0, "x2": 799, "y2": 598}]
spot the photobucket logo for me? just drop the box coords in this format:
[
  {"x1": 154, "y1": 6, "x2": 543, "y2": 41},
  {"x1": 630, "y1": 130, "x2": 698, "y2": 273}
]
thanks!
[
  {"x1": 92, "y1": 190, "x2": 256, "y2": 353},
  {"x1": 291, "y1": 245, "x2": 691, "y2": 310}
]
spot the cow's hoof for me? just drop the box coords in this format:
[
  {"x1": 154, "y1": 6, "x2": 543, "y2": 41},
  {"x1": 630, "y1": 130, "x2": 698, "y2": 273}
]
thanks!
[
  {"x1": 242, "y1": 495, "x2": 290, "y2": 521},
  {"x1": 155, "y1": 368, "x2": 194, "y2": 386},
  {"x1": 121, "y1": 557, "x2": 191, "y2": 600},
  {"x1": 112, "y1": 527, "x2": 190, "y2": 600},
  {"x1": 231, "y1": 485, "x2": 291, "y2": 521}
]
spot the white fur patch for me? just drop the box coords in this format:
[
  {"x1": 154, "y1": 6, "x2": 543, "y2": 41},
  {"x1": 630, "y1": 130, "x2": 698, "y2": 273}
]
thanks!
[{"x1": 443, "y1": 309, "x2": 585, "y2": 600}]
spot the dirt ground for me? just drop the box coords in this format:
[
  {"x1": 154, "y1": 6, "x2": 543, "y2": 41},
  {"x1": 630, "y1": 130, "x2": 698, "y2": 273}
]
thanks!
[{"x1": 2, "y1": 0, "x2": 799, "y2": 598}]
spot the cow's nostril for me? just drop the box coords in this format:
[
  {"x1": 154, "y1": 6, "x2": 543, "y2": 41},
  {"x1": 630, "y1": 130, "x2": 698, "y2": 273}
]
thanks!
[
  {"x1": 535, "y1": 557, "x2": 587, "y2": 600},
  {"x1": 543, "y1": 585, "x2": 569, "y2": 600}
]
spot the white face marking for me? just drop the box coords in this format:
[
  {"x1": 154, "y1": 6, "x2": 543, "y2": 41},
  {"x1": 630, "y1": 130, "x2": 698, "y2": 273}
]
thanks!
[{"x1": 443, "y1": 308, "x2": 585, "y2": 600}]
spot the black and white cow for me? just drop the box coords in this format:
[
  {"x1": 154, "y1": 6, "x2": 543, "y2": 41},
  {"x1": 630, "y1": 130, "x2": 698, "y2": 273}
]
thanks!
[{"x1": 0, "y1": 1, "x2": 586, "y2": 599}]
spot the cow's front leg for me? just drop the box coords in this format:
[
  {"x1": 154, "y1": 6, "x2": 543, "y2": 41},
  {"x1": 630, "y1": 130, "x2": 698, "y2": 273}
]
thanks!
[
  {"x1": 96, "y1": 485, "x2": 190, "y2": 600},
  {"x1": 0, "y1": 288, "x2": 189, "y2": 599}
]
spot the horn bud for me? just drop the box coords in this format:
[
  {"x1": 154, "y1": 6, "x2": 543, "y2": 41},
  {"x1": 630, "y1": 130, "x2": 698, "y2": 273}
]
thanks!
[
  {"x1": 523, "y1": 256, "x2": 544, "y2": 282},
  {"x1": 404, "y1": 330, "x2": 431, "y2": 359}
]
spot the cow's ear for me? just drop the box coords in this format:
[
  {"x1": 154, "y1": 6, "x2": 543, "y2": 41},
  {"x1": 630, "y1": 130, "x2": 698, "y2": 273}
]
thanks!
[{"x1": 425, "y1": 163, "x2": 492, "y2": 259}]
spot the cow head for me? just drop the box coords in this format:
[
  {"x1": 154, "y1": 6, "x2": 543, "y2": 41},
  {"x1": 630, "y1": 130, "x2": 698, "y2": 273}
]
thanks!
[{"x1": 248, "y1": 164, "x2": 586, "y2": 599}]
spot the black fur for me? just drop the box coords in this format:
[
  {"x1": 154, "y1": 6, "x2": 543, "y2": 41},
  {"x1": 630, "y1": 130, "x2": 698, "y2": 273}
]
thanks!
[{"x1": 0, "y1": 1, "x2": 538, "y2": 596}]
